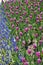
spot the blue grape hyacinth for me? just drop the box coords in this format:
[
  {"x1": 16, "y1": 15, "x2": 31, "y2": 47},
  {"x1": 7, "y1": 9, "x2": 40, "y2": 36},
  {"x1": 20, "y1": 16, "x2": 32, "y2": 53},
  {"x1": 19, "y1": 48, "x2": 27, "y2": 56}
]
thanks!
[{"x1": 0, "y1": 5, "x2": 17, "y2": 65}]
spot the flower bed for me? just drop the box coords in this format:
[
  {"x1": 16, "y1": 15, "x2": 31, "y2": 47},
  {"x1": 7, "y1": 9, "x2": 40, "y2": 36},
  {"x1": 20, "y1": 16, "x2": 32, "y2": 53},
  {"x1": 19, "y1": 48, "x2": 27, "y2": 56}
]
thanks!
[{"x1": 1, "y1": 0, "x2": 43, "y2": 65}]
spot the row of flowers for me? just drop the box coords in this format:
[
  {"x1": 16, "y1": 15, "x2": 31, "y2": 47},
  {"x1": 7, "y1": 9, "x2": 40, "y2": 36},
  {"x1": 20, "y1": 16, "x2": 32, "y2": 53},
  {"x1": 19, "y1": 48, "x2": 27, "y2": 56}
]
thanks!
[{"x1": 0, "y1": 6, "x2": 19, "y2": 65}]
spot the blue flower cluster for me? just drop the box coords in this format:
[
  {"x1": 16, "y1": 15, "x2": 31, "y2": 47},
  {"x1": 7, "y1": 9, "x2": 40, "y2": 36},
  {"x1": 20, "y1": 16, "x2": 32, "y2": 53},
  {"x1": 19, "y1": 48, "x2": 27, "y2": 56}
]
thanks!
[{"x1": 0, "y1": 6, "x2": 17, "y2": 65}]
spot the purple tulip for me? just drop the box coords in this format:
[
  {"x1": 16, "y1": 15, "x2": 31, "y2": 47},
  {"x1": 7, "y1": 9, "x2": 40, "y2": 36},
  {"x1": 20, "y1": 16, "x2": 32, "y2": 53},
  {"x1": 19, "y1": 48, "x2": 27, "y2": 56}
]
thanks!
[{"x1": 14, "y1": 46, "x2": 19, "y2": 51}]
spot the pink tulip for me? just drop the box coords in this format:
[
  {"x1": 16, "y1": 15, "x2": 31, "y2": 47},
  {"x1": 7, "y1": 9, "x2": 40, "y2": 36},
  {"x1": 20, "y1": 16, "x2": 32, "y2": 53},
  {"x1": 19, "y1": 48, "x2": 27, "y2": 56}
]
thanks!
[
  {"x1": 42, "y1": 49, "x2": 43, "y2": 54},
  {"x1": 36, "y1": 51, "x2": 40, "y2": 58},
  {"x1": 29, "y1": 14, "x2": 32, "y2": 19},
  {"x1": 34, "y1": 33, "x2": 38, "y2": 38},
  {"x1": 37, "y1": 58, "x2": 41, "y2": 64},
  {"x1": 23, "y1": 11, "x2": 27, "y2": 15},
  {"x1": 40, "y1": 0, "x2": 42, "y2": 2},
  {"x1": 25, "y1": 0, "x2": 28, "y2": 5},
  {"x1": 13, "y1": 17, "x2": 16, "y2": 21},
  {"x1": 16, "y1": 6, "x2": 19, "y2": 9},
  {"x1": 39, "y1": 26, "x2": 42, "y2": 31},
  {"x1": 6, "y1": 12, "x2": 9, "y2": 15},
  {"x1": 38, "y1": 8, "x2": 40, "y2": 11},
  {"x1": 16, "y1": 12, "x2": 19, "y2": 14},
  {"x1": 39, "y1": 16, "x2": 42, "y2": 21},
  {"x1": 16, "y1": 21, "x2": 19, "y2": 24},
  {"x1": 16, "y1": 27, "x2": 19, "y2": 30},
  {"x1": 36, "y1": 16, "x2": 39, "y2": 20},
  {"x1": 28, "y1": 5, "x2": 31, "y2": 8},
  {"x1": 24, "y1": 27, "x2": 28, "y2": 32},
  {"x1": 22, "y1": 40, "x2": 26, "y2": 46},
  {"x1": 36, "y1": 20, "x2": 40, "y2": 23},
  {"x1": 10, "y1": 18, "x2": 13, "y2": 22},
  {"x1": 4, "y1": 4, "x2": 6, "y2": 9},
  {"x1": 20, "y1": 32, "x2": 23, "y2": 36},
  {"x1": 14, "y1": 0, "x2": 16, "y2": 3},
  {"x1": 27, "y1": 49, "x2": 31, "y2": 54},
  {"x1": 7, "y1": 14, "x2": 11, "y2": 18},
  {"x1": 39, "y1": 40, "x2": 43, "y2": 45},
  {"x1": 29, "y1": 25, "x2": 32, "y2": 30},
  {"x1": 11, "y1": 24, "x2": 14, "y2": 28},
  {"x1": 20, "y1": 16, "x2": 23, "y2": 19},
  {"x1": 33, "y1": 43, "x2": 37, "y2": 49},
  {"x1": 24, "y1": 61, "x2": 28, "y2": 65},
  {"x1": 21, "y1": 57, "x2": 26, "y2": 62},
  {"x1": 16, "y1": 36, "x2": 19, "y2": 41}
]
